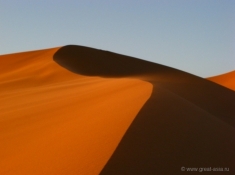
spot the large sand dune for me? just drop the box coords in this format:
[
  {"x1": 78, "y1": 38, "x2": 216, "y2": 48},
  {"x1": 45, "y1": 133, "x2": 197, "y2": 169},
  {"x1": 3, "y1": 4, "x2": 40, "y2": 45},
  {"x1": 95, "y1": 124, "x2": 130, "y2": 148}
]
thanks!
[
  {"x1": 0, "y1": 45, "x2": 234, "y2": 174},
  {"x1": 207, "y1": 71, "x2": 235, "y2": 91},
  {"x1": 0, "y1": 47, "x2": 152, "y2": 175}
]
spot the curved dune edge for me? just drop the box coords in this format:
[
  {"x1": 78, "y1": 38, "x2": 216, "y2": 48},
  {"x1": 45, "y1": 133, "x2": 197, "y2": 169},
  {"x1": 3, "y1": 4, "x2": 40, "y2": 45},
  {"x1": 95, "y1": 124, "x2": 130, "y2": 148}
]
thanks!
[
  {"x1": 0, "y1": 48, "x2": 152, "y2": 175},
  {"x1": 207, "y1": 71, "x2": 235, "y2": 91}
]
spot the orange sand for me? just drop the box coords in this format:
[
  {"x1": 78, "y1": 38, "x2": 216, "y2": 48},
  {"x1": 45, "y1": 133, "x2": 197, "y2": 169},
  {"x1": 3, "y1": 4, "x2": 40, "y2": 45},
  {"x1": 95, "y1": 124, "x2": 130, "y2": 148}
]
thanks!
[
  {"x1": 0, "y1": 48, "x2": 152, "y2": 175},
  {"x1": 207, "y1": 71, "x2": 235, "y2": 91},
  {"x1": 1, "y1": 45, "x2": 234, "y2": 175}
]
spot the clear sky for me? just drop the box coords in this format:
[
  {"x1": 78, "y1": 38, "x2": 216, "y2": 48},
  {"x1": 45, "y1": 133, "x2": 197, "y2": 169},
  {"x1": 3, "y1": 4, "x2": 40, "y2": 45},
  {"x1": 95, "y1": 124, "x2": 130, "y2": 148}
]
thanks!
[{"x1": 1, "y1": 0, "x2": 234, "y2": 77}]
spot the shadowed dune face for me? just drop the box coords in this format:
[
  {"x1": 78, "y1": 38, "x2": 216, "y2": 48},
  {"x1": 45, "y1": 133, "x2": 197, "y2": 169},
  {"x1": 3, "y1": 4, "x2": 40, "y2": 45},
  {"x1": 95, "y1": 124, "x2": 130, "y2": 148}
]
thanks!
[
  {"x1": 207, "y1": 71, "x2": 235, "y2": 91},
  {"x1": 53, "y1": 45, "x2": 168, "y2": 78},
  {"x1": 53, "y1": 45, "x2": 235, "y2": 175}
]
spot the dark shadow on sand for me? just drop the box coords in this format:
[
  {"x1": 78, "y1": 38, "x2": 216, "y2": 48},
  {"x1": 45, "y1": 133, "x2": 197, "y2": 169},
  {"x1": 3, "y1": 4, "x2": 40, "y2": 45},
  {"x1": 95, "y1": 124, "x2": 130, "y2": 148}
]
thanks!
[{"x1": 53, "y1": 45, "x2": 235, "y2": 174}]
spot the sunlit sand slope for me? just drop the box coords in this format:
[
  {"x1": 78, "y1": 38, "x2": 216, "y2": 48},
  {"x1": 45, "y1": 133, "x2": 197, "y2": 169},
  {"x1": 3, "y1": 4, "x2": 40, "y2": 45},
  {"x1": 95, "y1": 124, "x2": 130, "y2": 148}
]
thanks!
[
  {"x1": 53, "y1": 45, "x2": 235, "y2": 175},
  {"x1": 0, "y1": 47, "x2": 152, "y2": 175},
  {"x1": 207, "y1": 71, "x2": 235, "y2": 91}
]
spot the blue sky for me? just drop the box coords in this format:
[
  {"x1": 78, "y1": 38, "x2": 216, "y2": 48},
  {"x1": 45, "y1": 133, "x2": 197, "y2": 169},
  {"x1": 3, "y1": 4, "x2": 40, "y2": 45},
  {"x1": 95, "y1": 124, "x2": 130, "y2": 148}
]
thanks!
[{"x1": 0, "y1": 0, "x2": 234, "y2": 77}]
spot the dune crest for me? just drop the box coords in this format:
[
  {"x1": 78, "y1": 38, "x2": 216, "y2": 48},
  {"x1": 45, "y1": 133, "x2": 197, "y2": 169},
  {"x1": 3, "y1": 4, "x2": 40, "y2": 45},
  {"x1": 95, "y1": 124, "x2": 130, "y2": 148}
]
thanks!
[{"x1": 207, "y1": 70, "x2": 235, "y2": 91}]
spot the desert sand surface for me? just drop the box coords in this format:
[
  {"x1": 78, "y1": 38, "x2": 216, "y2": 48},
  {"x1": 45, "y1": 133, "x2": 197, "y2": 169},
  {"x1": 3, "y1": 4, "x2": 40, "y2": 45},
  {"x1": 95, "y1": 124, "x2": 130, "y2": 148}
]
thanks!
[
  {"x1": 1, "y1": 45, "x2": 235, "y2": 175},
  {"x1": 0, "y1": 47, "x2": 152, "y2": 175},
  {"x1": 207, "y1": 71, "x2": 235, "y2": 91}
]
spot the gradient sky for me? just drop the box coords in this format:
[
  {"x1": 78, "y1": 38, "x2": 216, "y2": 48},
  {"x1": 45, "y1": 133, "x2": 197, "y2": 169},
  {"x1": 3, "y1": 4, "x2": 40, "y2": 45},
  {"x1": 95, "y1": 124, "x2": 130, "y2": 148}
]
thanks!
[{"x1": 1, "y1": 0, "x2": 234, "y2": 77}]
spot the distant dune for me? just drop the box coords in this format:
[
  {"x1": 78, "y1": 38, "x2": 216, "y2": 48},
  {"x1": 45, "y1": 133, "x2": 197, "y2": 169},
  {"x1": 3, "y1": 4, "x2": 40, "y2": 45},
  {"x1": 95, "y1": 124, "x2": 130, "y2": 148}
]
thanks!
[
  {"x1": 207, "y1": 71, "x2": 235, "y2": 91},
  {"x1": 0, "y1": 45, "x2": 234, "y2": 175}
]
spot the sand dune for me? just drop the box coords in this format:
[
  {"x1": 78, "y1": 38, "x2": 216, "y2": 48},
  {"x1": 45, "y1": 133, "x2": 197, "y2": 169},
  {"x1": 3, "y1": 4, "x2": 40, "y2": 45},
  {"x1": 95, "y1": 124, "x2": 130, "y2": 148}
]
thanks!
[
  {"x1": 207, "y1": 71, "x2": 235, "y2": 91},
  {"x1": 1, "y1": 45, "x2": 234, "y2": 174},
  {"x1": 0, "y1": 47, "x2": 152, "y2": 175}
]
